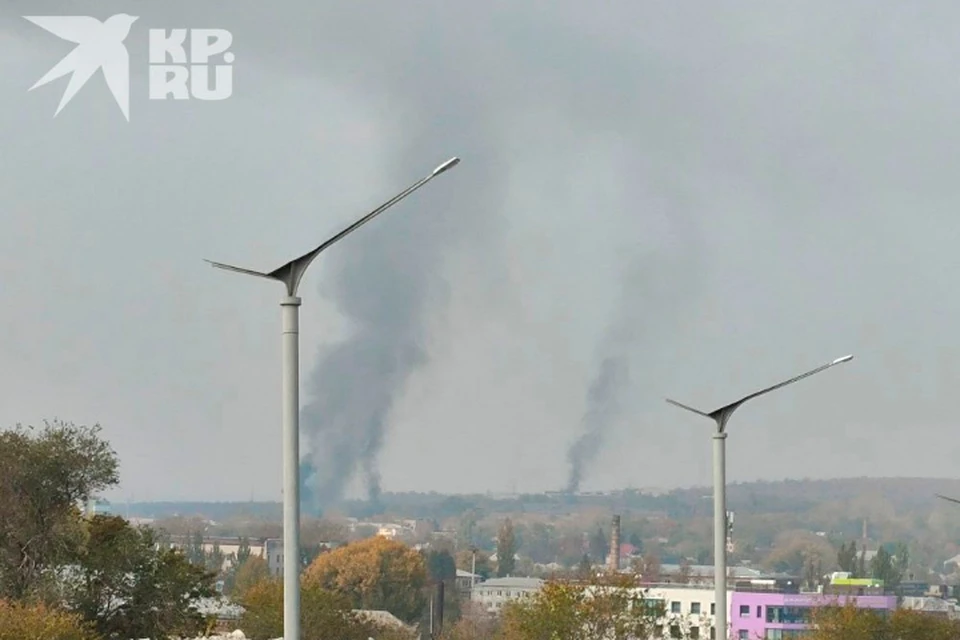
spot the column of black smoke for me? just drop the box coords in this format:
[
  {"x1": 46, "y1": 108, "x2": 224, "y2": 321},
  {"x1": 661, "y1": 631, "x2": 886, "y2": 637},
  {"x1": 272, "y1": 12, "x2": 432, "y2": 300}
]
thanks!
[
  {"x1": 565, "y1": 353, "x2": 630, "y2": 495},
  {"x1": 299, "y1": 100, "x2": 504, "y2": 511},
  {"x1": 565, "y1": 274, "x2": 639, "y2": 495},
  {"x1": 565, "y1": 190, "x2": 703, "y2": 494}
]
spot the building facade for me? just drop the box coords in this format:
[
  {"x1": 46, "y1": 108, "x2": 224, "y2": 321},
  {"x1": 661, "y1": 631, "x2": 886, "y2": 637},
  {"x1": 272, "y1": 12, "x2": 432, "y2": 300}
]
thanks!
[
  {"x1": 264, "y1": 538, "x2": 283, "y2": 577},
  {"x1": 729, "y1": 591, "x2": 897, "y2": 639},
  {"x1": 469, "y1": 577, "x2": 543, "y2": 613},
  {"x1": 638, "y1": 584, "x2": 731, "y2": 639}
]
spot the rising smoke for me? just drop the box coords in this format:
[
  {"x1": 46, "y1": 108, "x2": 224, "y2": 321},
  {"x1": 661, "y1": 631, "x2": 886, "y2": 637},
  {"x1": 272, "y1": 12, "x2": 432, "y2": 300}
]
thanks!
[
  {"x1": 565, "y1": 190, "x2": 703, "y2": 494},
  {"x1": 298, "y1": 107, "x2": 505, "y2": 509},
  {"x1": 565, "y1": 355, "x2": 629, "y2": 494},
  {"x1": 224, "y1": 4, "x2": 706, "y2": 508}
]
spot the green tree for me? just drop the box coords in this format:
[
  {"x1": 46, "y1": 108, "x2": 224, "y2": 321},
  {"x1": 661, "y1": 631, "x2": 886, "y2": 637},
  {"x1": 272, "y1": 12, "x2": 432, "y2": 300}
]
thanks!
[
  {"x1": 521, "y1": 523, "x2": 556, "y2": 565},
  {"x1": 871, "y1": 544, "x2": 908, "y2": 591},
  {"x1": 233, "y1": 555, "x2": 271, "y2": 599},
  {"x1": 577, "y1": 554, "x2": 592, "y2": 578},
  {"x1": 239, "y1": 579, "x2": 406, "y2": 640},
  {"x1": 424, "y1": 549, "x2": 461, "y2": 625},
  {"x1": 500, "y1": 575, "x2": 666, "y2": 640},
  {"x1": 65, "y1": 515, "x2": 217, "y2": 640},
  {"x1": 205, "y1": 540, "x2": 225, "y2": 575},
  {"x1": 589, "y1": 525, "x2": 608, "y2": 562},
  {"x1": 184, "y1": 530, "x2": 206, "y2": 566},
  {"x1": 496, "y1": 519, "x2": 517, "y2": 577},
  {"x1": 0, "y1": 421, "x2": 119, "y2": 599},
  {"x1": 837, "y1": 541, "x2": 858, "y2": 573},
  {"x1": 0, "y1": 600, "x2": 99, "y2": 640},
  {"x1": 236, "y1": 536, "x2": 252, "y2": 565},
  {"x1": 894, "y1": 542, "x2": 910, "y2": 585}
]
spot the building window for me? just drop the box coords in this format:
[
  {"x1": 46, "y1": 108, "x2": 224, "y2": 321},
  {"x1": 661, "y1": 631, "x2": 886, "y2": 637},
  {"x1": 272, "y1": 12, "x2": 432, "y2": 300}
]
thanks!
[
  {"x1": 739, "y1": 605, "x2": 750, "y2": 618},
  {"x1": 757, "y1": 605, "x2": 762, "y2": 618},
  {"x1": 691, "y1": 602, "x2": 701, "y2": 614},
  {"x1": 690, "y1": 626, "x2": 700, "y2": 638},
  {"x1": 670, "y1": 624, "x2": 682, "y2": 638},
  {"x1": 711, "y1": 602, "x2": 716, "y2": 615},
  {"x1": 671, "y1": 601, "x2": 682, "y2": 614},
  {"x1": 738, "y1": 632, "x2": 748, "y2": 640},
  {"x1": 766, "y1": 606, "x2": 811, "y2": 625},
  {"x1": 710, "y1": 627, "x2": 715, "y2": 640}
]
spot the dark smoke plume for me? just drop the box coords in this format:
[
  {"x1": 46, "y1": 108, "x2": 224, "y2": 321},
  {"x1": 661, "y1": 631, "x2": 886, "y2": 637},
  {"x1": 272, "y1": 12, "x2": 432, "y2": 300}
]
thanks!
[
  {"x1": 297, "y1": 78, "x2": 506, "y2": 508},
  {"x1": 565, "y1": 356, "x2": 630, "y2": 494},
  {"x1": 565, "y1": 188, "x2": 703, "y2": 494},
  {"x1": 565, "y1": 284, "x2": 637, "y2": 495}
]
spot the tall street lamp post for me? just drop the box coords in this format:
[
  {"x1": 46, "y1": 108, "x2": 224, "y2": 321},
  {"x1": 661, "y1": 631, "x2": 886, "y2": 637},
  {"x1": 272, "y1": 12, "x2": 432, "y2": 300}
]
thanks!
[
  {"x1": 207, "y1": 157, "x2": 461, "y2": 640},
  {"x1": 666, "y1": 354, "x2": 853, "y2": 640}
]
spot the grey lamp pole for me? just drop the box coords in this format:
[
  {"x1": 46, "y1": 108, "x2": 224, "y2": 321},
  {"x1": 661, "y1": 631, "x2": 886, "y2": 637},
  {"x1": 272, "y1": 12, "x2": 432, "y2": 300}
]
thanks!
[
  {"x1": 666, "y1": 354, "x2": 853, "y2": 640},
  {"x1": 206, "y1": 157, "x2": 461, "y2": 640}
]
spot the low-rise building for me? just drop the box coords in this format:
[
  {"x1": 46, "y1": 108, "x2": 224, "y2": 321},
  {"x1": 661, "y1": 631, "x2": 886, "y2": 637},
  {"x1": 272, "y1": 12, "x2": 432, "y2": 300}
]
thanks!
[
  {"x1": 265, "y1": 538, "x2": 283, "y2": 577},
  {"x1": 636, "y1": 583, "x2": 729, "y2": 639},
  {"x1": 729, "y1": 591, "x2": 897, "y2": 639},
  {"x1": 900, "y1": 596, "x2": 960, "y2": 619},
  {"x1": 456, "y1": 569, "x2": 481, "y2": 594},
  {"x1": 653, "y1": 564, "x2": 766, "y2": 586},
  {"x1": 470, "y1": 577, "x2": 543, "y2": 613}
]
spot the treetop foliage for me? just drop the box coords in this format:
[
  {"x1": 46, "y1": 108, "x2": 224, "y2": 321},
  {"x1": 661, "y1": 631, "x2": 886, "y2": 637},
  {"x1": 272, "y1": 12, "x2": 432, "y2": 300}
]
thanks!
[
  {"x1": 303, "y1": 534, "x2": 428, "y2": 623},
  {"x1": 0, "y1": 420, "x2": 216, "y2": 640}
]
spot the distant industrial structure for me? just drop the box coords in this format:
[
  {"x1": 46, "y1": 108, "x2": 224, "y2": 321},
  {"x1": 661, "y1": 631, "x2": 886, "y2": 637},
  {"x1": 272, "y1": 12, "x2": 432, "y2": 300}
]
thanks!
[{"x1": 607, "y1": 514, "x2": 621, "y2": 572}]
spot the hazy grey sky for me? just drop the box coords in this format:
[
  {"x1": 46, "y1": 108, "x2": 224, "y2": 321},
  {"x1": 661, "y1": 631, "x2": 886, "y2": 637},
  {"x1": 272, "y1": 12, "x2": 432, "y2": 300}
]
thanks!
[{"x1": 3, "y1": 1, "x2": 960, "y2": 502}]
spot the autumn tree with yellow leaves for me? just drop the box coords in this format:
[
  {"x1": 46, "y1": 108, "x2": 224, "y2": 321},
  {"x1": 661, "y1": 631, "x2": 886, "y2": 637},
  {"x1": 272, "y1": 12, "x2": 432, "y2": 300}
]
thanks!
[
  {"x1": 807, "y1": 604, "x2": 960, "y2": 640},
  {"x1": 238, "y1": 578, "x2": 410, "y2": 640},
  {"x1": 0, "y1": 601, "x2": 99, "y2": 640},
  {"x1": 498, "y1": 575, "x2": 668, "y2": 640},
  {"x1": 303, "y1": 535, "x2": 428, "y2": 624}
]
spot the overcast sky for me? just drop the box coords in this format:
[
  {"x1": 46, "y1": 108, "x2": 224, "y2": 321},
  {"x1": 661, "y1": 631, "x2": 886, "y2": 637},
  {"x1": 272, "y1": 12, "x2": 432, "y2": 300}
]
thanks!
[{"x1": 2, "y1": 1, "x2": 960, "y2": 502}]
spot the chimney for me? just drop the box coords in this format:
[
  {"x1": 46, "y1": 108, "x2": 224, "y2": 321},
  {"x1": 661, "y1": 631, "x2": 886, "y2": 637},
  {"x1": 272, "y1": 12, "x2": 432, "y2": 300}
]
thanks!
[{"x1": 607, "y1": 514, "x2": 621, "y2": 572}]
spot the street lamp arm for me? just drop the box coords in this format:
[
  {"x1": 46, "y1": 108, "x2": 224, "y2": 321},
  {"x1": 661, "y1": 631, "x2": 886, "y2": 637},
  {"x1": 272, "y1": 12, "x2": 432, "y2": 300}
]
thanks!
[
  {"x1": 725, "y1": 354, "x2": 854, "y2": 411},
  {"x1": 666, "y1": 354, "x2": 853, "y2": 433},
  {"x1": 205, "y1": 156, "x2": 461, "y2": 297},
  {"x1": 664, "y1": 398, "x2": 712, "y2": 418},
  {"x1": 204, "y1": 259, "x2": 276, "y2": 281},
  {"x1": 936, "y1": 494, "x2": 960, "y2": 506}
]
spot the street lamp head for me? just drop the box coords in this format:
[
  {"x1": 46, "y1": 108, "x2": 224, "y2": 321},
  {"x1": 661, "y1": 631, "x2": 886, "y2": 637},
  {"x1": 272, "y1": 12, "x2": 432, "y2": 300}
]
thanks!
[
  {"x1": 832, "y1": 354, "x2": 854, "y2": 365},
  {"x1": 432, "y1": 157, "x2": 461, "y2": 176}
]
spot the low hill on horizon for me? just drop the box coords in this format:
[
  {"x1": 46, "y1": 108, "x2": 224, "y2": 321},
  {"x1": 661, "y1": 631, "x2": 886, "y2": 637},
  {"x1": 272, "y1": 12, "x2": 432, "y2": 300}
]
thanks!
[{"x1": 117, "y1": 475, "x2": 960, "y2": 520}]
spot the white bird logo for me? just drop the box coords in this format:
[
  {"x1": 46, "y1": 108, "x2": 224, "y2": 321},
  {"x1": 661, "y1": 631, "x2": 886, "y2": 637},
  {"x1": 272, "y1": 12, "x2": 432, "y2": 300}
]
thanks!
[{"x1": 24, "y1": 14, "x2": 139, "y2": 121}]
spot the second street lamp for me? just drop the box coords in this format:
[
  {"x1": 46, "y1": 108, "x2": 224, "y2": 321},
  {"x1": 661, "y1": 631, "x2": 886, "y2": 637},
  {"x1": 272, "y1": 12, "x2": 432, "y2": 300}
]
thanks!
[
  {"x1": 206, "y1": 156, "x2": 460, "y2": 640},
  {"x1": 666, "y1": 354, "x2": 853, "y2": 640}
]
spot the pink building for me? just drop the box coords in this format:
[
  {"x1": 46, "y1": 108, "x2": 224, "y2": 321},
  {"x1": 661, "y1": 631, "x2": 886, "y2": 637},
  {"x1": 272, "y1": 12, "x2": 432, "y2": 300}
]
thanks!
[{"x1": 729, "y1": 591, "x2": 897, "y2": 639}]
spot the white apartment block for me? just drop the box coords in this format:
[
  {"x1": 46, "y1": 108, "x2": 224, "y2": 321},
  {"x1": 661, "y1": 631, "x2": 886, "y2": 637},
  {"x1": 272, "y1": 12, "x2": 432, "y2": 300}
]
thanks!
[
  {"x1": 638, "y1": 584, "x2": 731, "y2": 640},
  {"x1": 470, "y1": 577, "x2": 544, "y2": 613},
  {"x1": 265, "y1": 538, "x2": 283, "y2": 576}
]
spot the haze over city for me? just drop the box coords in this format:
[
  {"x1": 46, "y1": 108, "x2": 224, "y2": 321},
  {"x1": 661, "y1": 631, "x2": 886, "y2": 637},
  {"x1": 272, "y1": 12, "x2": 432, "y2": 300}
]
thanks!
[{"x1": 3, "y1": 0, "x2": 960, "y2": 504}]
